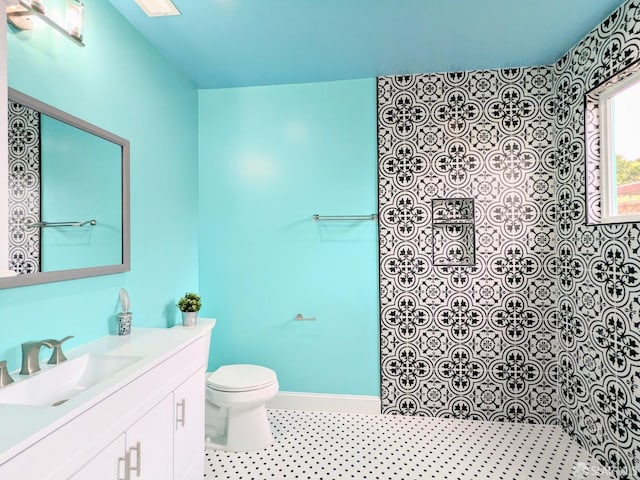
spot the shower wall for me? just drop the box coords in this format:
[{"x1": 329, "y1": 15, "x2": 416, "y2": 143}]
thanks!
[
  {"x1": 378, "y1": 67, "x2": 557, "y2": 423},
  {"x1": 378, "y1": 0, "x2": 640, "y2": 476},
  {"x1": 554, "y1": 1, "x2": 640, "y2": 477}
]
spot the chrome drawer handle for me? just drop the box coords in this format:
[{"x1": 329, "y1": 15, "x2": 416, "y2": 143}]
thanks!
[
  {"x1": 176, "y1": 399, "x2": 186, "y2": 429},
  {"x1": 117, "y1": 456, "x2": 128, "y2": 480},
  {"x1": 127, "y1": 441, "x2": 141, "y2": 477}
]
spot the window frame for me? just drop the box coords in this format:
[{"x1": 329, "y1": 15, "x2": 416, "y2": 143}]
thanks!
[{"x1": 598, "y1": 68, "x2": 640, "y2": 224}]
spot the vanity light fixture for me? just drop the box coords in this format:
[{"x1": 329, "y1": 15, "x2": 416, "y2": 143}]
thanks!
[
  {"x1": 65, "y1": 0, "x2": 83, "y2": 42},
  {"x1": 29, "y1": 0, "x2": 45, "y2": 14},
  {"x1": 6, "y1": 0, "x2": 85, "y2": 46},
  {"x1": 134, "y1": 0, "x2": 180, "y2": 17}
]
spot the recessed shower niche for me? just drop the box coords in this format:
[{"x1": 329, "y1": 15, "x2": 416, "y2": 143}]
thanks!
[{"x1": 431, "y1": 198, "x2": 476, "y2": 267}]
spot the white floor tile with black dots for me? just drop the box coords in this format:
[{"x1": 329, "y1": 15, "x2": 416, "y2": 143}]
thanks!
[{"x1": 204, "y1": 409, "x2": 612, "y2": 480}]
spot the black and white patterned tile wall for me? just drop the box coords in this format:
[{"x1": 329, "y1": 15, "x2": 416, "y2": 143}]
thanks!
[
  {"x1": 377, "y1": 66, "x2": 557, "y2": 424},
  {"x1": 8, "y1": 101, "x2": 40, "y2": 274},
  {"x1": 553, "y1": 1, "x2": 640, "y2": 478},
  {"x1": 377, "y1": 1, "x2": 640, "y2": 477}
]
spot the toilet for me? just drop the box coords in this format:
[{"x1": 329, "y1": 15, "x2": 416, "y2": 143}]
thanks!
[{"x1": 205, "y1": 364, "x2": 279, "y2": 452}]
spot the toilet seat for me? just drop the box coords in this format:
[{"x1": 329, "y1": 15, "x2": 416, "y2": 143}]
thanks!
[{"x1": 206, "y1": 364, "x2": 277, "y2": 392}]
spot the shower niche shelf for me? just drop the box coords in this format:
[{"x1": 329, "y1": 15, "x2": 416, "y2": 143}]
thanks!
[{"x1": 432, "y1": 198, "x2": 476, "y2": 267}]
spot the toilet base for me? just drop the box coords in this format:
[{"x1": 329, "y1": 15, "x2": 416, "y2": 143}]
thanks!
[
  {"x1": 205, "y1": 403, "x2": 274, "y2": 452},
  {"x1": 228, "y1": 404, "x2": 273, "y2": 451},
  {"x1": 205, "y1": 439, "x2": 224, "y2": 450},
  {"x1": 204, "y1": 425, "x2": 226, "y2": 450}
]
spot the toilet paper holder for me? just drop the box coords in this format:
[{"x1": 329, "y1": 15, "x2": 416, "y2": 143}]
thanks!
[{"x1": 295, "y1": 313, "x2": 316, "y2": 321}]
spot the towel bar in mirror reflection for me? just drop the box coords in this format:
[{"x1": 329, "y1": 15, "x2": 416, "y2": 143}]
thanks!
[{"x1": 25, "y1": 219, "x2": 97, "y2": 229}]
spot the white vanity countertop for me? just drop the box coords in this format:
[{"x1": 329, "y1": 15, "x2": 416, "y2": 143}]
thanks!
[{"x1": 0, "y1": 318, "x2": 215, "y2": 466}]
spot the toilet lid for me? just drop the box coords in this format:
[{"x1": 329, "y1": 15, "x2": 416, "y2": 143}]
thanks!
[{"x1": 206, "y1": 364, "x2": 277, "y2": 392}]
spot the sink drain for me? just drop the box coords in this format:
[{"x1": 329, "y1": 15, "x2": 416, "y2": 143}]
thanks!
[{"x1": 52, "y1": 399, "x2": 69, "y2": 407}]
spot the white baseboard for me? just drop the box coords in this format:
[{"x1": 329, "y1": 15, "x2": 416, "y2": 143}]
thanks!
[{"x1": 266, "y1": 391, "x2": 381, "y2": 415}]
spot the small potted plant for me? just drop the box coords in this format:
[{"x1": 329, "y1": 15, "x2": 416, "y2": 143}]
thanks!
[{"x1": 177, "y1": 292, "x2": 201, "y2": 327}]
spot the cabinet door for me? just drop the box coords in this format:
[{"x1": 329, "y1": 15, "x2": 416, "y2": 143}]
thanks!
[
  {"x1": 69, "y1": 434, "x2": 127, "y2": 480},
  {"x1": 174, "y1": 368, "x2": 205, "y2": 480},
  {"x1": 126, "y1": 394, "x2": 174, "y2": 480}
]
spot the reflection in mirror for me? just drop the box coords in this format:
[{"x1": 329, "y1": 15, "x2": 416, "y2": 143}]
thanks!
[
  {"x1": 1, "y1": 88, "x2": 130, "y2": 288},
  {"x1": 39, "y1": 114, "x2": 122, "y2": 271}
]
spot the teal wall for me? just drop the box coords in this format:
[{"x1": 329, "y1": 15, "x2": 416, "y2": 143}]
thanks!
[
  {"x1": 40, "y1": 114, "x2": 122, "y2": 271},
  {"x1": 198, "y1": 80, "x2": 380, "y2": 395},
  {"x1": 0, "y1": 0, "x2": 199, "y2": 370},
  {"x1": 1, "y1": 3, "x2": 381, "y2": 397}
]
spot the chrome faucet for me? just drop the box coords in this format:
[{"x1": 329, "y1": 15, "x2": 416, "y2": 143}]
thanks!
[
  {"x1": 20, "y1": 340, "x2": 54, "y2": 375},
  {"x1": 0, "y1": 361, "x2": 14, "y2": 387}
]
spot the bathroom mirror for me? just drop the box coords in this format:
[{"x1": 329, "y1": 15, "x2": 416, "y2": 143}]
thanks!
[{"x1": 0, "y1": 88, "x2": 130, "y2": 288}]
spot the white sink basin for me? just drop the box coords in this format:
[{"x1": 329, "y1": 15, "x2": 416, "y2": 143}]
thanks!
[{"x1": 0, "y1": 354, "x2": 142, "y2": 407}]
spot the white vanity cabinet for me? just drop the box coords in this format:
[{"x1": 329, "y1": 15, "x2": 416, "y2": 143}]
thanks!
[
  {"x1": 173, "y1": 370, "x2": 206, "y2": 479},
  {"x1": 71, "y1": 395, "x2": 175, "y2": 480},
  {"x1": 71, "y1": 369, "x2": 205, "y2": 480},
  {"x1": 0, "y1": 321, "x2": 214, "y2": 480},
  {"x1": 121, "y1": 394, "x2": 175, "y2": 480},
  {"x1": 69, "y1": 434, "x2": 127, "y2": 479}
]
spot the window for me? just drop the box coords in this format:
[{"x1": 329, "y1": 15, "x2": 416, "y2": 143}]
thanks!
[{"x1": 599, "y1": 69, "x2": 640, "y2": 223}]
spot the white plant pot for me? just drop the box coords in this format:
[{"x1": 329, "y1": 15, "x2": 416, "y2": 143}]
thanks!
[{"x1": 181, "y1": 311, "x2": 198, "y2": 327}]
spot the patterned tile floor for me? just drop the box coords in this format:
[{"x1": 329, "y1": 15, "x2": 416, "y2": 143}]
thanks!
[{"x1": 204, "y1": 409, "x2": 613, "y2": 479}]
